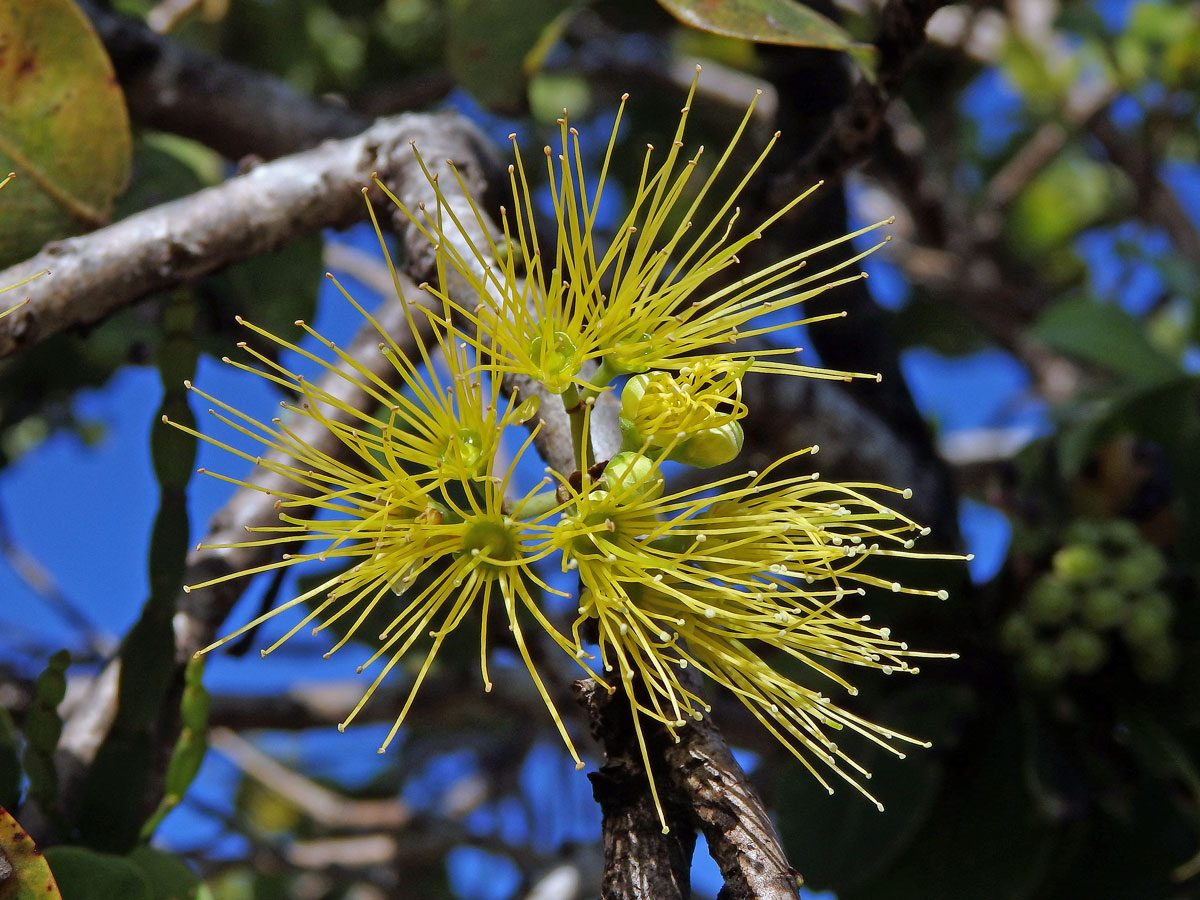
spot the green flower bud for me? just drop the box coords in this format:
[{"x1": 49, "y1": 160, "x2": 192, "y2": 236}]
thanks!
[
  {"x1": 1123, "y1": 591, "x2": 1173, "y2": 648},
  {"x1": 1102, "y1": 518, "x2": 1142, "y2": 549},
  {"x1": 1022, "y1": 641, "x2": 1066, "y2": 688},
  {"x1": 1064, "y1": 519, "x2": 1106, "y2": 547},
  {"x1": 604, "y1": 451, "x2": 664, "y2": 501},
  {"x1": 530, "y1": 331, "x2": 580, "y2": 393},
  {"x1": 1000, "y1": 612, "x2": 1036, "y2": 652},
  {"x1": 1112, "y1": 545, "x2": 1167, "y2": 591},
  {"x1": 671, "y1": 421, "x2": 744, "y2": 469}
]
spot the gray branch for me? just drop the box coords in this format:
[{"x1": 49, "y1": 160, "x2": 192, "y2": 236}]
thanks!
[{"x1": 0, "y1": 112, "x2": 492, "y2": 360}]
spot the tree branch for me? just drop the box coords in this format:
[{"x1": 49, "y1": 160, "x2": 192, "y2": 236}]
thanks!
[
  {"x1": 78, "y1": 0, "x2": 368, "y2": 160},
  {"x1": 209, "y1": 727, "x2": 411, "y2": 830},
  {"x1": 662, "y1": 707, "x2": 799, "y2": 900},
  {"x1": 0, "y1": 112, "x2": 496, "y2": 360},
  {"x1": 773, "y1": 0, "x2": 954, "y2": 194},
  {"x1": 576, "y1": 679, "x2": 696, "y2": 900}
]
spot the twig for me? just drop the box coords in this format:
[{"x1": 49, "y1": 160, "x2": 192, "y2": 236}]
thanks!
[
  {"x1": 0, "y1": 505, "x2": 113, "y2": 656},
  {"x1": 78, "y1": 0, "x2": 368, "y2": 160},
  {"x1": 772, "y1": 0, "x2": 954, "y2": 194},
  {"x1": 286, "y1": 833, "x2": 399, "y2": 870},
  {"x1": 206, "y1": 670, "x2": 544, "y2": 733},
  {"x1": 209, "y1": 727, "x2": 411, "y2": 830}
]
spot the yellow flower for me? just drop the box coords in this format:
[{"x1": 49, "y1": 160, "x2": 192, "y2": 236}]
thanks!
[
  {"x1": 530, "y1": 442, "x2": 957, "y2": 818},
  {"x1": 172, "y1": 287, "x2": 589, "y2": 762},
  {"x1": 375, "y1": 67, "x2": 887, "y2": 394}
]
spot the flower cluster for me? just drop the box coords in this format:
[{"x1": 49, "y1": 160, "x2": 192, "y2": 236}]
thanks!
[{"x1": 177, "y1": 68, "x2": 958, "y2": 830}]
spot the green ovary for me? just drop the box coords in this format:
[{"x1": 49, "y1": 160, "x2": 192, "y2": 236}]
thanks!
[
  {"x1": 529, "y1": 331, "x2": 580, "y2": 394},
  {"x1": 461, "y1": 519, "x2": 519, "y2": 574}
]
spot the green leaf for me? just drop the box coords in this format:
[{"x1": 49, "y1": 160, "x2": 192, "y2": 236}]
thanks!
[
  {"x1": 446, "y1": 0, "x2": 576, "y2": 112},
  {"x1": 0, "y1": 0, "x2": 132, "y2": 266},
  {"x1": 1034, "y1": 297, "x2": 1181, "y2": 384},
  {"x1": 1054, "y1": 375, "x2": 1197, "y2": 478},
  {"x1": 657, "y1": 0, "x2": 876, "y2": 79},
  {"x1": 22, "y1": 650, "x2": 69, "y2": 817},
  {"x1": 76, "y1": 734, "x2": 153, "y2": 853},
  {"x1": 42, "y1": 847, "x2": 150, "y2": 900},
  {"x1": 0, "y1": 807, "x2": 63, "y2": 900},
  {"x1": 125, "y1": 846, "x2": 210, "y2": 900},
  {"x1": 1007, "y1": 154, "x2": 1131, "y2": 257}
]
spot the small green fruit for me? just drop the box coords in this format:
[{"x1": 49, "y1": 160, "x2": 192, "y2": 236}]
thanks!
[
  {"x1": 1080, "y1": 587, "x2": 1128, "y2": 630},
  {"x1": 1112, "y1": 546, "x2": 1167, "y2": 591},
  {"x1": 1052, "y1": 543, "x2": 1106, "y2": 581},
  {"x1": 1122, "y1": 592, "x2": 1173, "y2": 648},
  {"x1": 1022, "y1": 642, "x2": 1066, "y2": 687},
  {"x1": 1000, "y1": 612, "x2": 1036, "y2": 652},
  {"x1": 1058, "y1": 627, "x2": 1107, "y2": 674},
  {"x1": 1027, "y1": 575, "x2": 1074, "y2": 625}
]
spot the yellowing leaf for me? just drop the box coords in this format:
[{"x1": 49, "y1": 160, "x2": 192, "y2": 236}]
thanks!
[
  {"x1": 0, "y1": 0, "x2": 132, "y2": 266},
  {"x1": 0, "y1": 807, "x2": 63, "y2": 900}
]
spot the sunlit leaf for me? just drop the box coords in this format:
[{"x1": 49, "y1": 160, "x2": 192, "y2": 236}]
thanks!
[{"x1": 0, "y1": 0, "x2": 132, "y2": 266}]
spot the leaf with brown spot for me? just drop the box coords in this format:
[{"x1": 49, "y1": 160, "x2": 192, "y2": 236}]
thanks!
[
  {"x1": 0, "y1": 0, "x2": 132, "y2": 266},
  {"x1": 0, "y1": 807, "x2": 63, "y2": 900}
]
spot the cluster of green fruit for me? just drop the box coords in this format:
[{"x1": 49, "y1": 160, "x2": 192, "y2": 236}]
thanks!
[{"x1": 1002, "y1": 518, "x2": 1174, "y2": 686}]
